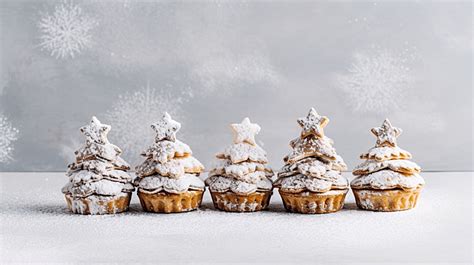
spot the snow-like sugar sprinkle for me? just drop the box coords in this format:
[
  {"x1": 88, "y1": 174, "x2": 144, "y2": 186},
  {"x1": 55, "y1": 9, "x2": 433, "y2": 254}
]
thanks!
[
  {"x1": 352, "y1": 119, "x2": 424, "y2": 190},
  {"x1": 277, "y1": 175, "x2": 307, "y2": 192},
  {"x1": 277, "y1": 109, "x2": 348, "y2": 194},
  {"x1": 137, "y1": 174, "x2": 204, "y2": 194},
  {"x1": 0, "y1": 113, "x2": 19, "y2": 164},
  {"x1": 225, "y1": 162, "x2": 267, "y2": 178},
  {"x1": 219, "y1": 199, "x2": 259, "y2": 212},
  {"x1": 133, "y1": 112, "x2": 205, "y2": 194},
  {"x1": 65, "y1": 179, "x2": 134, "y2": 199},
  {"x1": 63, "y1": 117, "x2": 133, "y2": 199},
  {"x1": 230, "y1": 180, "x2": 258, "y2": 195},
  {"x1": 277, "y1": 174, "x2": 348, "y2": 193},
  {"x1": 285, "y1": 136, "x2": 338, "y2": 163},
  {"x1": 351, "y1": 170, "x2": 425, "y2": 190},
  {"x1": 70, "y1": 193, "x2": 129, "y2": 215},
  {"x1": 0, "y1": 172, "x2": 468, "y2": 263},
  {"x1": 361, "y1": 145, "x2": 412, "y2": 161},
  {"x1": 353, "y1": 159, "x2": 421, "y2": 175},
  {"x1": 205, "y1": 175, "x2": 272, "y2": 194},
  {"x1": 135, "y1": 156, "x2": 204, "y2": 178},
  {"x1": 358, "y1": 198, "x2": 375, "y2": 209},
  {"x1": 218, "y1": 143, "x2": 268, "y2": 164},
  {"x1": 68, "y1": 170, "x2": 131, "y2": 185},
  {"x1": 296, "y1": 159, "x2": 330, "y2": 178},
  {"x1": 208, "y1": 119, "x2": 272, "y2": 196},
  {"x1": 141, "y1": 140, "x2": 192, "y2": 163}
]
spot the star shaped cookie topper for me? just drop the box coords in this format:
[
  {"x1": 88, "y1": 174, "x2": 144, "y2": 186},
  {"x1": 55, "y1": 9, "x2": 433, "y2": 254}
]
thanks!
[
  {"x1": 80, "y1": 116, "x2": 111, "y2": 145},
  {"x1": 297, "y1": 108, "x2": 329, "y2": 138},
  {"x1": 371, "y1": 119, "x2": 402, "y2": 147},
  {"x1": 151, "y1": 112, "x2": 181, "y2": 142},
  {"x1": 230, "y1": 117, "x2": 261, "y2": 145}
]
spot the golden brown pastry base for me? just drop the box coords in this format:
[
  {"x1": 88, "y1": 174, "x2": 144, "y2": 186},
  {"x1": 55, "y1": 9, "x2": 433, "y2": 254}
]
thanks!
[
  {"x1": 210, "y1": 190, "x2": 272, "y2": 212},
  {"x1": 137, "y1": 190, "x2": 203, "y2": 213},
  {"x1": 279, "y1": 189, "x2": 348, "y2": 214},
  {"x1": 65, "y1": 193, "x2": 131, "y2": 215},
  {"x1": 352, "y1": 187, "x2": 422, "y2": 212}
]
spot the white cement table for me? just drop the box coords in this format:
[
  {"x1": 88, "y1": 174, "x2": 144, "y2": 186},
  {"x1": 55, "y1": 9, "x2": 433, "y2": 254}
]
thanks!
[{"x1": 0, "y1": 172, "x2": 472, "y2": 264}]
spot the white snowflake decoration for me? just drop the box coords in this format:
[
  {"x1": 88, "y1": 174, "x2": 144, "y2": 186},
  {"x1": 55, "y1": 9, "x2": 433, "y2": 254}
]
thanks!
[
  {"x1": 104, "y1": 83, "x2": 188, "y2": 164},
  {"x1": 38, "y1": 1, "x2": 97, "y2": 59},
  {"x1": 0, "y1": 113, "x2": 19, "y2": 164},
  {"x1": 335, "y1": 49, "x2": 415, "y2": 113}
]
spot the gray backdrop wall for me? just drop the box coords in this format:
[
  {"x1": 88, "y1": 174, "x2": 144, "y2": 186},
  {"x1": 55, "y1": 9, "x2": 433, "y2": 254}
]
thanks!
[{"x1": 0, "y1": 0, "x2": 472, "y2": 172}]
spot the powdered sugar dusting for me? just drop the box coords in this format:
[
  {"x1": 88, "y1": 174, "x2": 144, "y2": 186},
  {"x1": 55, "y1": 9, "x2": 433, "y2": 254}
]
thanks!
[
  {"x1": 297, "y1": 107, "x2": 329, "y2": 138},
  {"x1": 351, "y1": 170, "x2": 424, "y2": 190},
  {"x1": 276, "y1": 109, "x2": 348, "y2": 193},
  {"x1": 219, "y1": 198, "x2": 259, "y2": 212},
  {"x1": 141, "y1": 140, "x2": 191, "y2": 164},
  {"x1": 353, "y1": 160, "x2": 421, "y2": 176},
  {"x1": 150, "y1": 112, "x2": 181, "y2": 142},
  {"x1": 371, "y1": 119, "x2": 402, "y2": 147},
  {"x1": 351, "y1": 120, "x2": 423, "y2": 190},
  {"x1": 0, "y1": 172, "x2": 469, "y2": 263},
  {"x1": 207, "y1": 118, "x2": 273, "y2": 195},
  {"x1": 276, "y1": 173, "x2": 348, "y2": 193},
  {"x1": 361, "y1": 146, "x2": 412, "y2": 161},
  {"x1": 284, "y1": 136, "x2": 338, "y2": 164},
  {"x1": 136, "y1": 174, "x2": 204, "y2": 194},
  {"x1": 217, "y1": 143, "x2": 268, "y2": 164},
  {"x1": 62, "y1": 117, "x2": 133, "y2": 202},
  {"x1": 134, "y1": 113, "x2": 204, "y2": 194},
  {"x1": 136, "y1": 156, "x2": 204, "y2": 179},
  {"x1": 230, "y1": 117, "x2": 261, "y2": 145}
]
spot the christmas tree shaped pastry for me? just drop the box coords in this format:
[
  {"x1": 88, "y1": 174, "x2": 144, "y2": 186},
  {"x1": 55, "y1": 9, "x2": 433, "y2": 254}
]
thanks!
[
  {"x1": 351, "y1": 119, "x2": 424, "y2": 211},
  {"x1": 134, "y1": 113, "x2": 205, "y2": 213},
  {"x1": 274, "y1": 108, "x2": 348, "y2": 214},
  {"x1": 206, "y1": 118, "x2": 273, "y2": 212},
  {"x1": 61, "y1": 117, "x2": 134, "y2": 215}
]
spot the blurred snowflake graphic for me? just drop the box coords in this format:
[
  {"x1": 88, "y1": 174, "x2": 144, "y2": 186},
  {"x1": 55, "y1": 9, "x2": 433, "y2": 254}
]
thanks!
[
  {"x1": 0, "y1": 113, "x2": 19, "y2": 164},
  {"x1": 37, "y1": 0, "x2": 97, "y2": 59},
  {"x1": 335, "y1": 48, "x2": 416, "y2": 114},
  {"x1": 192, "y1": 52, "x2": 280, "y2": 93},
  {"x1": 104, "y1": 82, "x2": 190, "y2": 164}
]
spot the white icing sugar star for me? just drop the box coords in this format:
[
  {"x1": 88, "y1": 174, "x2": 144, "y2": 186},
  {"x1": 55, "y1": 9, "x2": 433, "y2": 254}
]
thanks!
[
  {"x1": 80, "y1": 116, "x2": 111, "y2": 144},
  {"x1": 371, "y1": 119, "x2": 402, "y2": 147},
  {"x1": 297, "y1": 108, "x2": 329, "y2": 138},
  {"x1": 230, "y1": 117, "x2": 261, "y2": 145},
  {"x1": 151, "y1": 112, "x2": 181, "y2": 142}
]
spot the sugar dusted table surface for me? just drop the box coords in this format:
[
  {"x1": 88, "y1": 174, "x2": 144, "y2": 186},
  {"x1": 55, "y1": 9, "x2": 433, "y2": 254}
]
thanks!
[{"x1": 0, "y1": 172, "x2": 472, "y2": 264}]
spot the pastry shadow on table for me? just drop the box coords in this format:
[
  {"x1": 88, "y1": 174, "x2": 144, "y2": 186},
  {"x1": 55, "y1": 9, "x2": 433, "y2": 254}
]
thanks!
[
  {"x1": 265, "y1": 203, "x2": 288, "y2": 213},
  {"x1": 20, "y1": 201, "x2": 352, "y2": 216},
  {"x1": 19, "y1": 202, "x2": 153, "y2": 216},
  {"x1": 198, "y1": 201, "x2": 214, "y2": 211},
  {"x1": 198, "y1": 201, "x2": 288, "y2": 213},
  {"x1": 19, "y1": 203, "x2": 72, "y2": 216},
  {"x1": 343, "y1": 202, "x2": 358, "y2": 210},
  {"x1": 127, "y1": 201, "x2": 216, "y2": 214}
]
